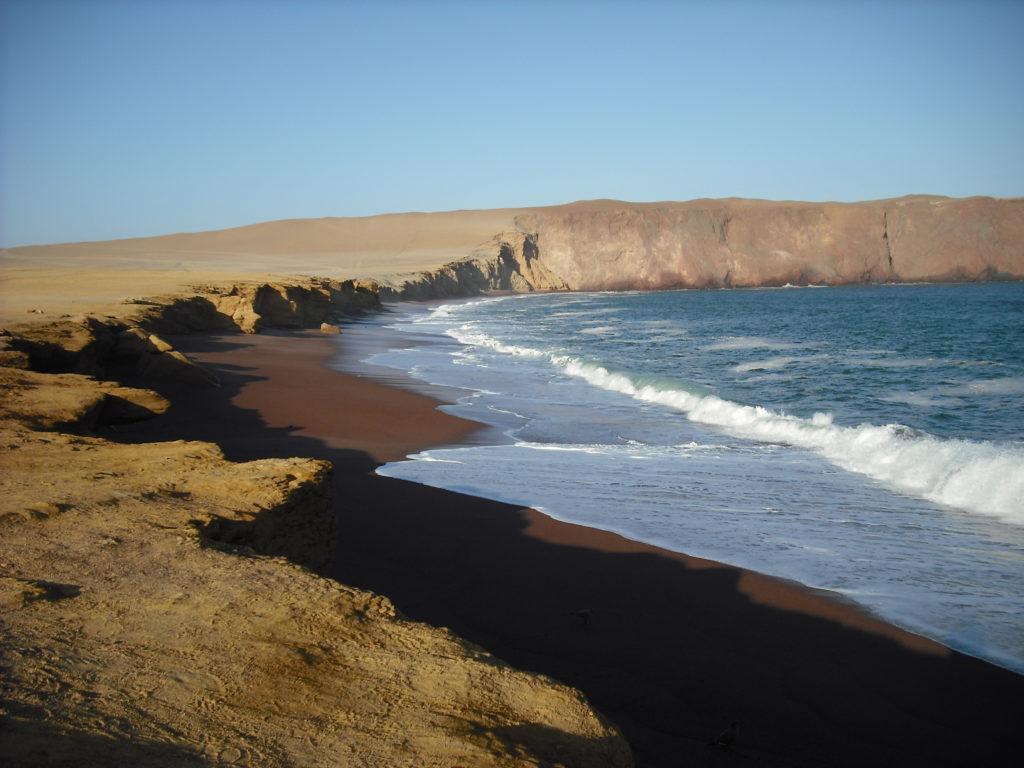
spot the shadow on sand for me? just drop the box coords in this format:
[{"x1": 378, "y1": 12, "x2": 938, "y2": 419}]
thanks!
[{"x1": 107, "y1": 332, "x2": 1023, "y2": 768}]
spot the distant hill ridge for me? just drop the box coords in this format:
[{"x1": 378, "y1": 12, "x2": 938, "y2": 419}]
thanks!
[{"x1": 5, "y1": 196, "x2": 1022, "y2": 296}]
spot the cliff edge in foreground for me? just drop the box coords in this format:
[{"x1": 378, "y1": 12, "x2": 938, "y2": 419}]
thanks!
[{"x1": 0, "y1": 282, "x2": 632, "y2": 767}]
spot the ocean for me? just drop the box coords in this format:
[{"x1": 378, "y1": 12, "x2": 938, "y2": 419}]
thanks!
[{"x1": 334, "y1": 283, "x2": 1024, "y2": 674}]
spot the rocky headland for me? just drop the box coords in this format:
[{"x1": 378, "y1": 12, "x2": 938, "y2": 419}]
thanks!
[
  {"x1": 385, "y1": 196, "x2": 1024, "y2": 296},
  {"x1": 510, "y1": 195, "x2": 1024, "y2": 290}
]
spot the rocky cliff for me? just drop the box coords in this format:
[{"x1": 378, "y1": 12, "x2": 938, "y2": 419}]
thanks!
[
  {"x1": 0, "y1": 280, "x2": 632, "y2": 767},
  {"x1": 381, "y1": 231, "x2": 570, "y2": 300},
  {"x1": 0, "y1": 276, "x2": 381, "y2": 384},
  {"x1": 382, "y1": 196, "x2": 1024, "y2": 298},
  {"x1": 6, "y1": 196, "x2": 1018, "y2": 301},
  {"x1": 139, "y1": 277, "x2": 382, "y2": 335}
]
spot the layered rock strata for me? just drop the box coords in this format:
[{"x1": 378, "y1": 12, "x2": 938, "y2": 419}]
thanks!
[
  {"x1": 384, "y1": 232, "x2": 571, "y2": 300},
  {"x1": 514, "y1": 196, "x2": 1024, "y2": 290},
  {"x1": 0, "y1": 277, "x2": 381, "y2": 382},
  {"x1": 1, "y1": 431, "x2": 628, "y2": 767},
  {"x1": 0, "y1": 281, "x2": 632, "y2": 767},
  {"x1": 383, "y1": 196, "x2": 1023, "y2": 298},
  {"x1": 136, "y1": 277, "x2": 382, "y2": 335}
]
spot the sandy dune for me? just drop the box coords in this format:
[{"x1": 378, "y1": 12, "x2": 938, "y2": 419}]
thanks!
[{"x1": 0, "y1": 208, "x2": 517, "y2": 326}]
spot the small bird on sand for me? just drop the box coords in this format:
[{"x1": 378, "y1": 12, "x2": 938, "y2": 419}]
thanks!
[{"x1": 710, "y1": 721, "x2": 739, "y2": 749}]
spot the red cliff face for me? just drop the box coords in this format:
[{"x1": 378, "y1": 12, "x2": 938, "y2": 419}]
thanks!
[{"x1": 511, "y1": 196, "x2": 1024, "y2": 290}]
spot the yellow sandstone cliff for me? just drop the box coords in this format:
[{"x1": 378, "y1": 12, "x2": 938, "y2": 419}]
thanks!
[{"x1": 0, "y1": 283, "x2": 633, "y2": 768}]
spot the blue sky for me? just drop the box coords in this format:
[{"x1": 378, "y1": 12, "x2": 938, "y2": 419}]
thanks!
[{"x1": 1, "y1": 0, "x2": 1022, "y2": 247}]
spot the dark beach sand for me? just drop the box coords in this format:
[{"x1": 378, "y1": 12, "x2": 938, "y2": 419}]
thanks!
[{"x1": 118, "y1": 329, "x2": 1023, "y2": 768}]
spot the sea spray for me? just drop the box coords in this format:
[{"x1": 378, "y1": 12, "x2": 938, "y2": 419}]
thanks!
[
  {"x1": 556, "y1": 356, "x2": 1024, "y2": 524},
  {"x1": 443, "y1": 317, "x2": 1024, "y2": 524}
]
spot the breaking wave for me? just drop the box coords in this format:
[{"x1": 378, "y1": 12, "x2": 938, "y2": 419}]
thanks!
[
  {"x1": 561, "y1": 358, "x2": 1024, "y2": 525},
  {"x1": 447, "y1": 322, "x2": 1023, "y2": 525}
]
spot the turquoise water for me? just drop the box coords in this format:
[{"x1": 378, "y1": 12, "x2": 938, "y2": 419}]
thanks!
[{"x1": 348, "y1": 283, "x2": 1024, "y2": 672}]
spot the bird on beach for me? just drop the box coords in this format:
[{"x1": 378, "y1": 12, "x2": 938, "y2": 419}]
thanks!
[{"x1": 709, "y1": 721, "x2": 739, "y2": 749}]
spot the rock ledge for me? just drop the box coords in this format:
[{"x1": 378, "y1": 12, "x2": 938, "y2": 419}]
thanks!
[{"x1": 0, "y1": 281, "x2": 632, "y2": 768}]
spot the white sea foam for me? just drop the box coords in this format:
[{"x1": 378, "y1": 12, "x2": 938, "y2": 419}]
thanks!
[
  {"x1": 732, "y1": 354, "x2": 829, "y2": 373},
  {"x1": 377, "y1": 287, "x2": 1024, "y2": 674},
  {"x1": 705, "y1": 336, "x2": 811, "y2": 351},
  {"x1": 431, "y1": 315, "x2": 1024, "y2": 524},
  {"x1": 647, "y1": 331, "x2": 691, "y2": 342},
  {"x1": 556, "y1": 357, "x2": 1024, "y2": 525},
  {"x1": 959, "y1": 376, "x2": 1024, "y2": 396},
  {"x1": 548, "y1": 307, "x2": 621, "y2": 318},
  {"x1": 519, "y1": 442, "x2": 611, "y2": 455},
  {"x1": 450, "y1": 325, "x2": 547, "y2": 358},
  {"x1": 861, "y1": 357, "x2": 946, "y2": 368},
  {"x1": 421, "y1": 297, "x2": 495, "y2": 320},
  {"x1": 880, "y1": 376, "x2": 1024, "y2": 407},
  {"x1": 879, "y1": 392, "x2": 954, "y2": 408}
]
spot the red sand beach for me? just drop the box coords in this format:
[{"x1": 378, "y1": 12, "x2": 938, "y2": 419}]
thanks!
[{"x1": 117, "y1": 328, "x2": 1023, "y2": 768}]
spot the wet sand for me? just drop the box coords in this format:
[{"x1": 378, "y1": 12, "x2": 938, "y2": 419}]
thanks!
[{"x1": 117, "y1": 328, "x2": 1023, "y2": 768}]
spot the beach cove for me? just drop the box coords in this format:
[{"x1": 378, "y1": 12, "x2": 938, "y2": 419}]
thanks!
[
  {"x1": 3, "y1": 199, "x2": 1023, "y2": 766},
  {"x1": 1, "y1": 292, "x2": 1019, "y2": 766},
  {"x1": 117, "y1": 322, "x2": 1024, "y2": 766}
]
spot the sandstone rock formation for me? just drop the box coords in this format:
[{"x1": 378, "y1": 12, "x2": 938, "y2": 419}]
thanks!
[
  {"x1": 511, "y1": 196, "x2": 1024, "y2": 290},
  {"x1": 0, "y1": 280, "x2": 633, "y2": 768},
  {"x1": 0, "y1": 276, "x2": 381, "y2": 386},
  {"x1": 0, "y1": 367, "x2": 170, "y2": 432},
  {"x1": 383, "y1": 196, "x2": 1023, "y2": 297},
  {"x1": 135, "y1": 278, "x2": 382, "y2": 335},
  {"x1": 382, "y1": 231, "x2": 571, "y2": 300},
  {"x1": 0, "y1": 429, "x2": 629, "y2": 767}
]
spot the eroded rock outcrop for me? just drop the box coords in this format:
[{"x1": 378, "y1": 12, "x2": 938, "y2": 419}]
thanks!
[
  {"x1": 0, "y1": 278, "x2": 633, "y2": 767},
  {"x1": 0, "y1": 316, "x2": 121, "y2": 374},
  {"x1": 381, "y1": 196, "x2": 1023, "y2": 298},
  {"x1": 0, "y1": 429, "x2": 629, "y2": 767},
  {"x1": 0, "y1": 367, "x2": 170, "y2": 433},
  {"x1": 0, "y1": 276, "x2": 382, "y2": 389},
  {"x1": 383, "y1": 232, "x2": 571, "y2": 299},
  {"x1": 138, "y1": 277, "x2": 381, "y2": 335}
]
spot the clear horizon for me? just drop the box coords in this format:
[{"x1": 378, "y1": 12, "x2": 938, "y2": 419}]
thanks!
[{"x1": 2, "y1": 0, "x2": 1022, "y2": 248}]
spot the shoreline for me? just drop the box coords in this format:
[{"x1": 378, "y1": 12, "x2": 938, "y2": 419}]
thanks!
[
  {"x1": 332, "y1": 298, "x2": 1024, "y2": 675},
  {"x1": 118, "y1": 324, "x2": 1022, "y2": 767},
  {"x1": 327, "y1": 308, "x2": 909, "y2": 620}
]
